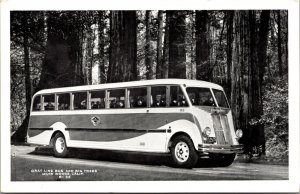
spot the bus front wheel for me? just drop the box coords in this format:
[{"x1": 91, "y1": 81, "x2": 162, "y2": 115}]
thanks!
[
  {"x1": 170, "y1": 135, "x2": 198, "y2": 168},
  {"x1": 52, "y1": 133, "x2": 68, "y2": 158}
]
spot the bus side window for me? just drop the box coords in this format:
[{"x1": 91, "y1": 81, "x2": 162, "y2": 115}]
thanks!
[
  {"x1": 43, "y1": 95, "x2": 55, "y2": 111},
  {"x1": 170, "y1": 86, "x2": 188, "y2": 107},
  {"x1": 90, "y1": 90, "x2": 105, "y2": 109},
  {"x1": 128, "y1": 87, "x2": 147, "y2": 108},
  {"x1": 57, "y1": 93, "x2": 70, "y2": 110},
  {"x1": 73, "y1": 92, "x2": 87, "y2": 110},
  {"x1": 32, "y1": 96, "x2": 41, "y2": 111},
  {"x1": 108, "y1": 89, "x2": 125, "y2": 108},
  {"x1": 151, "y1": 86, "x2": 166, "y2": 107}
]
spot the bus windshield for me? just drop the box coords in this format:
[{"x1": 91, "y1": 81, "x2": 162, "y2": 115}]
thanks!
[
  {"x1": 212, "y1": 89, "x2": 229, "y2": 108},
  {"x1": 186, "y1": 87, "x2": 216, "y2": 107}
]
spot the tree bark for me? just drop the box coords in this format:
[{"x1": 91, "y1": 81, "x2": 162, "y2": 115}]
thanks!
[
  {"x1": 108, "y1": 11, "x2": 137, "y2": 83},
  {"x1": 12, "y1": 13, "x2": 33, "y2": 143},
  {"x1": 98, "y1": 11, "x2": 106, "y2": 84},
  {"x1": 86, "y1": 23, "x2": 94, "y2": 85},
  {"x1": 285, "y1": 12, "x2": 288, "y2": 73},
  {"x1": 277, "y1": 10, "x2": 283, "y2": 77},
  {"x1": 162, "y1": 11, "x2": 169, "y2": 78},
  {"x1": 195, "y1": 10, "x2": 210, "y2": 81},
  {"x1": 145, "y1": 11, "x2": 153, "y2": 80},
  {"x1": 226, "y1": 11, "x2": 234, "y2": 93},
  {"x1": 22, "y1": 13, "x2": 32, "y2": 115},
  {"x1": 156, "y1": 10, "x2": 164, "y2": 79},
  {"x1": 168, "y1": 11, "x2": 186, "y2": 78},
  {"x1": 256, "y1": 10, "x2": 271, "y2": 154}
]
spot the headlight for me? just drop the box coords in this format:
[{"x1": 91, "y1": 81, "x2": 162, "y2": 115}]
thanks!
[
  {"x1": 203, "y1": 127, "x2": 211, "y2": 137},
  {"x1": 236, "y1": 129, "x2": 243, "y2": 139}
]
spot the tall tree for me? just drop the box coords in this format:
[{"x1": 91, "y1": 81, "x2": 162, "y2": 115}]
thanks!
[
  {"x1": 167, "y1": 11, "x2": 187, "y2": 78},
  {"x1": 195, "y1": 10, "x2": 211, "y2": 81},
  {"x1": 145, "y1": 11, "x2": 153, "y2": 79},
  {"x1": 12, "y1": 11, "x2": 86, "y2": 142},
  {"x1": 156, "y1": 10, "x2": 164, "y2": 79},
  {"x1": 37, "y1": 12, "x2": 85, "y2": 90},
  {"x1": 255, "y1": 10, "x2": 271, "y2": 154},
  {"x1": 108, "y1": 11, "x2": 137, "y2": 83},
  {"x1": 162, "y1": 11, "x2": 169, "y2": 78},
  {"x1": 277, "y1": 10, "x2": 283, "y2": 77},
  {"x1": 11, "y1": 12, "x2": 33, "y2": 142},
  {"x1": 85, "y1": 22, "x2": 94, "y2": 85},
  {"x1": 21, "y1": 13, "x2": 32, "y2": 116},
  {"x1": 226, "y1": 11, "x2": 234, "y2": 93},
  {"x1": 98, "y1": 11, "x2": 106, "y2": 83}
]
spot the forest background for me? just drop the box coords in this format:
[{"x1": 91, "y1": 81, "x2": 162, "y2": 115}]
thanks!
[{"x1": 10, "y1": 10, "x2": 288, "y2": 161}]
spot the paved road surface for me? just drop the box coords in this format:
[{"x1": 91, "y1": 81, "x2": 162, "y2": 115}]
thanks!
[{"x1": 11, "y1": 145, "x2": 288, "y2": 181}]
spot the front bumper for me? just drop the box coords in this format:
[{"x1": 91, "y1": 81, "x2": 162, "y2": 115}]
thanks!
[{"x1": 198, "y1": 144, "x2": 244, "y2": 154}]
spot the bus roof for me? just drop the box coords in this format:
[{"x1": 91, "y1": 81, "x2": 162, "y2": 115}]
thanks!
[{"x1": 35, "y1": 79, "x2": 224, "y2": 95}]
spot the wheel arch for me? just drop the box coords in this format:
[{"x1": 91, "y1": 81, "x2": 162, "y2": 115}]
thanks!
[
  {"x1": 48, "y1": 122, "x2": 69, "y2": 146},
  {"x1": 49, "y1": 130, "x2": 65, "y2": 146},
  {"x1": 168, "y1": 132, "x2": 195, "y2": 150}
]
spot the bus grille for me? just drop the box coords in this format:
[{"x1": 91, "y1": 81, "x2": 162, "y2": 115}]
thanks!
[{"x1": 214, "y1": 130, "x2": 227, "y2": 144}]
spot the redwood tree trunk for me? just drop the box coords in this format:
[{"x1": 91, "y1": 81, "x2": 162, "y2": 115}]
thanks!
[
  {"x1": 156, "y1": 10, "x2": 164, "y2": 79},
  {"x1": 167, "y1": 11, "x2": 186, "y2": 78},
  {"x1": 22, "y1": 13, "x2": 32, "y2": 115},
  {"x1": 162, "y1": 12, "x2": 169, "y2": 78},
  {"x1": 196, "y1": 10, "x2": 210, "y2": 81},
  {"x1": 12, "y1": 12, "x2": 85, "y2": 142},
  {"x1": 226, "y1": 11, "x2": 234, "y2": 93},
  {"x1": 108, "y1": 11, "x2": 137, "y2": 83},
  {"x1": 256, "y1": 10, "x2": 271, "y2": 154},
  {"x1": 277, "y1": 10, "x2": 283, "y2": 77},
  {"x1": 98, "y1": 11, "x2": 106, "y2": 83},
  {"x1": 145, "y1": 10, "x2": 153, "y2": 80},
  {"x1": 12, "y1": 13, "x2": 32, "y2": 143}
]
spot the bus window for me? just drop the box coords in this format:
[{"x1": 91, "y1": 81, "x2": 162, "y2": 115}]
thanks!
[
  {"x1": 129, "y1": 87, "x2": 147, "y2": 108},
  {"x1": 73, "y1": 92, "x2": 87, "y2": 110},
  {"x1": 170, "y1": 86, "x2": 188, "y2": 107},
  {"x1": 43, "y1": 95, "x2": 55, "y2": 111},
  {"x1": 186, "y1": 87, "x2": 216, "y2": 107},
  {"x1": 32, "y1": 96, "x2": 41, "y2": 111},
  {"x1": 57, "y1": 93, "x2": 70, "y2": 110},
  {"x1": 90, "y1": 90, "x2": 105, "y2": 109},
  {"x1": 151, "y1": 86, "x2": 166, "y2": 107},
  {"x1": 108, "y1": 89, "x2": 125, "y2": 108}
]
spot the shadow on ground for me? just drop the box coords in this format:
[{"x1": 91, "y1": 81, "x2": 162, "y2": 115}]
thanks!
[{"x1": 29, "y1": 146, "x2": 223, "y2": 168}]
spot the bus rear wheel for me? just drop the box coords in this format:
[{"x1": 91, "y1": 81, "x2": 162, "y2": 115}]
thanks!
[
  {"x1": 170, "y1": 135, "x2": 198, "y2": 168},
  {"x1": 52, "y1": 133, "x2": 68, "y2": 158}
]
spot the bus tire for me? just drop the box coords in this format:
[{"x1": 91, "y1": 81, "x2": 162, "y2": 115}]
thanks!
[
  {"x1": 52, "y1": 132, "x2": 68, "y2": 158},
  {"x1": 170, "y1": 135, "x2": 198, "y2": 168},
  {"x1": 209, "y1": 153, "x2": 236, "y2": 167}
]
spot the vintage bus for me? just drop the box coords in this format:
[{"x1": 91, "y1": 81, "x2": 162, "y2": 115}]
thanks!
[{"x1": 27, "y1": 79, "x2": 243, "y2": 168}]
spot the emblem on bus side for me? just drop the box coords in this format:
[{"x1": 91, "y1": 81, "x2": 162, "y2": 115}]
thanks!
[{"x1": 91, "y1": 116, "x2": 100, "y2": 126}]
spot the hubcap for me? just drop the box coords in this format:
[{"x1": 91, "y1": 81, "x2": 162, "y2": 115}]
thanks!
[
  {"x1": 55, "y1": 137, "x2": 65, "y2": 153},
  {"x1": 174, "y1": 141, "x2": 189, "y2": 162}
]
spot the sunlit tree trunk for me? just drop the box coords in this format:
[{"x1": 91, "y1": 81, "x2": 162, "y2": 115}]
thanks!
[
  {"x1": 162, "y1": 12, "x2": 169, "y2": 78},
  {"x1": 98, "y1": 11, "x2": 106, "y2": 83},
  {"x1": 145, "y1": 11, "x2": 153, "y2": 80}
]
